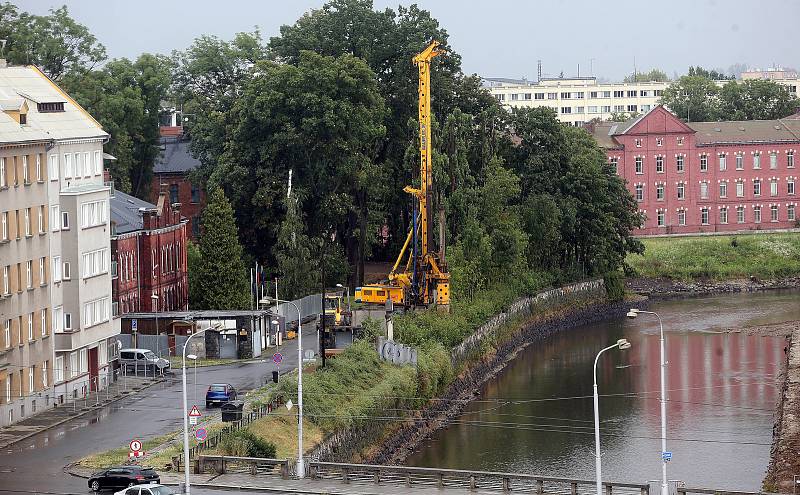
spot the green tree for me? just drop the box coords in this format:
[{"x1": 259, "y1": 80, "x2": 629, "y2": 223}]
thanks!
[
  {"x1": 718, "y1": 79, "x2": 800, "y2": 120},
  {"x1": 186, "y1": 240, "x2": 202, "y2": 308},
  {"x1": 63, "y1": 54, "x2": 172, "y2": 198},
  {"x1": 0, "y1": 3, "x2": 106, "y2": 80},
  {"x1": 623, "y1": 69, "x2": 668, "y2": 83},
  {"x1": 273, "y1": 193, "x2": 317, "y2": 300},
  {"x1": 660, "y1": 75, "x2": 721, "y2": 122},
  {"x1": 688, "y1": 66, "x2": 733, "y2": 80},
  {"x1": 196, "y1": 188, "x2": 250, "y2": 310}
]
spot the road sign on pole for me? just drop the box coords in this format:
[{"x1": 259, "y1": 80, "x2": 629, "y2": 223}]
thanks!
[
  {"x1": 273, "y1": 352, "x2": 283, "y2": 365},
  {"x1": 195, "y1": 428, "x2": 207, "y2": 442},
  {"x1": 129, "y1": 439, "x2": 144, "y2": 459},
  {"x1": 131, "y1": 319, "x2": 138, "y2": 331},
  {"x1": 662, "y1": 451, "x2": 673, "y2": 461},
  {"x1": 189, "y1": 404, "x2": 202, "y2": 425}
]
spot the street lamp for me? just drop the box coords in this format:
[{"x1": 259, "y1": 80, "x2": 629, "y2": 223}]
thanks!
[
  {"x1": 187, "y1": 354, "x2": 198, "y2": 403},
  {"x1": 180, "y1": 323, "x2": 217, "y2": 495},
  {"x1": 271, "y1": 319, "x2": 279, "y2": 347},
  {"x1": 263, "y1": 297, "x2": 305, "y2": 478},
  {"x1": 593, "y1": 338, "x2": 631, "y2": 495},
  {"x1": 151, "y1": 294, "x2": 160, "y2": 360},
  {"x1": 627, "y1": 308, "x2": 668, "y2": 495}
]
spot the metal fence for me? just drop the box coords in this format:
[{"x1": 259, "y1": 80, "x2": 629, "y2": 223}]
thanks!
[{"x1": 272, "y1": 293, "x2": 321, "y2": 329}]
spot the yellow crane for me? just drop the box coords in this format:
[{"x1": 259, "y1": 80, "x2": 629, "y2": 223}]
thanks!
[{"x1": 355, "y1": 41, "x2": 450, "y2": 310}]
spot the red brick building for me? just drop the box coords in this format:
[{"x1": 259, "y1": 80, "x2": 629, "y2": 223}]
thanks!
[
  {"x1": 110, "y1": 190, "x2": 189, "y2": 315},
  {"x1": 151, "y1": 131, "x2": 205, "y2": 240},
  {"x1": 590, "y1": 105, "x2": 800, "y2": 235}
]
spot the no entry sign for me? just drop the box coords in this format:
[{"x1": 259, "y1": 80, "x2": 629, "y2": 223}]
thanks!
[{"x1": 273, "y1": 352, "x2": 283, "y2": 364}]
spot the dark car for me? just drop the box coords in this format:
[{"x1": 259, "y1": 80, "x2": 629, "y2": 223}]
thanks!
[
  {"x1": 88, "y1": 466, "x2": 160, "y2": 492},
  {"x1": 206, "y1": 383, "x2": 237, "y2": 408}
]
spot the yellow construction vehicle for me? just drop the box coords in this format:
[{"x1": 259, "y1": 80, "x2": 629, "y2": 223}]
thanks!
[{"x1": 355, "y1": 41, "x2": 450, "y2": 310}]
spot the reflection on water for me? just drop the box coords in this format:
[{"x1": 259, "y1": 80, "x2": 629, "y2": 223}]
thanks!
[{"x1": 406, "y1": 291, "x2": 799, "y2": 490}]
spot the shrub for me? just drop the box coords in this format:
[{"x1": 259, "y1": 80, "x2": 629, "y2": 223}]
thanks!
[
  {"x1": 603, "y1": 271, "x2": 625, "y2": 301},
  {"x1": 219, "y1": 429, "x2": 277, "y2": 458}
]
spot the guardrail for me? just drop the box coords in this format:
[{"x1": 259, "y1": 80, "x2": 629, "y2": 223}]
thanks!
[{"x1": 197, "y1": 455, "x2": 289, "y2": 479}]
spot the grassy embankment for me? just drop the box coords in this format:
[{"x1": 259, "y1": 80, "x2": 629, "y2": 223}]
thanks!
[{"x1": 627, "y1": 232, "x2": 800, "y2": 280}]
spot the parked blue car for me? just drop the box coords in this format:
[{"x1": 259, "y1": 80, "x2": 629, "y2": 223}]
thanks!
[{"x1": 205, "y1": 383, "x2": 237, "y2": 408}]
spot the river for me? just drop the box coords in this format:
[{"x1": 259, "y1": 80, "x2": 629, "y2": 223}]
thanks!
[{"x1": 406, "y1": 290, "x2": 800, "y2": 491}]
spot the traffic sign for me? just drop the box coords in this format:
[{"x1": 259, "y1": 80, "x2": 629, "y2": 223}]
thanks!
[
  {"x1": 130, "y1": 439, "x2": 142, "y2": 452},
  {"x1": 195, "y1": 428, "x2": 208, "y2": 442},
  {"x1": 273, "y1": 352, "x2": 283, "y2": 365},
  {"x1": 189, "y1": 405, "x2": 202, "y2": 417},
  {"x1": 662, "y1": 451, "x2": 673, "y2": 461},
  {"x1": 131, "y1": 319, "x2": 138, "y2": 331},
  {"x1": 285, "y1": 399, "x2": 294, "y2": 411}
]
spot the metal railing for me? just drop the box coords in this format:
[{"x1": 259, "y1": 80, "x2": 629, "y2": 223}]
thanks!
[{"x1": 197, "y1": 455, "x2": 289, "y2": 479}]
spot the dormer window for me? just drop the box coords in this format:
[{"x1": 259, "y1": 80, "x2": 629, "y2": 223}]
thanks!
[
  {"x1": 37, "y1": 102, "x2": 65, "y2": 113},
  {"x1": 19, "y1": 113, "x2": 26, "y2": 125}
]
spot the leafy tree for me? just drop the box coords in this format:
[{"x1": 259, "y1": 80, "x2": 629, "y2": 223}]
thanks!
[
  {"x1": 610, "y1": 112, "x2": 638, "y2": 122},
  {"x1": 718, "y1": 79, "x2": 800, "y2": 120},
  {"x1": 659, "y1": 76, "x2": 721, "y2": 122},
  {"x1": 186, "y1": 240, "x2": 202, "y2": 308},
  {"x1": 196, "y1": 188, "x2": 250, "y2": 310},
  {"x1": 688, "y1": 66, "x2": 733, "y2": 80},
  {"x1": 623, "y1": 69, "x2": 668, "y2": 83},
  {"x1": 63, "y1": 54, "x2": 173, "y2": 198},
  {"x1": 0, "y1": 3, "x2": 106, "y2": 80},
  {"x1": 273, "y1": 192, "x2": 317, "y2": 300}
]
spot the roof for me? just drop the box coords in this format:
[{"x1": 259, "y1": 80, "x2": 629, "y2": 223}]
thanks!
[
  {"x1": 153, "y1": 137, "x2": 201, "y2": 174},
  {"x1": 110, "y1": 190, "x2": 156, "y2": 234},
  {"x1": 0, "y1": 65, "x2": 107, "y2": 141},
  {"x1": 688, "y1": 119, "x2": 800, "y2": 145}
]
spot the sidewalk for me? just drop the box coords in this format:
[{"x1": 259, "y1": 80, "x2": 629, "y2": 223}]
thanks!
[{"x1": 0, "y1": 375, "x2": 164, "y2": 450}]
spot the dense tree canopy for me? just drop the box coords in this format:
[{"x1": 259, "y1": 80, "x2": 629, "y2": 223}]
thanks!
[{"x1": 623, "y1": 69, "x2": 668, "y2": 83}]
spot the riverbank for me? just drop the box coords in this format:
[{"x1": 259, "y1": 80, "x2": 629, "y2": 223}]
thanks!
[
  {"x1": 762, "y1": 321, "x2": 800, "y2": 493},
  {"x1": 626, "y1": 276, "x2": 800, "y2": 297}
]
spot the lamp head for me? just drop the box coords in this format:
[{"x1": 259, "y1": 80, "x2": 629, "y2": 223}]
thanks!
[
  {"x1": 626, "y1": 311, "x2": 638, "y2": 319},
  {"x1": 336, "y1": 283, "x2": 344, "y2": 288},
  {"x1": 271, "y1": 319, "x2": 279, "y2": 325},
  {"x1": 187, "y1": 354, "x2": 198, "y2": 360},
  {"x1": 617, "y1": 338, "x2": 632, "y2": 350}
]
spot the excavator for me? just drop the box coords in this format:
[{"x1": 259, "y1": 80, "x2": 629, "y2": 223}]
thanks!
[{"x1": 355, "y1": 41, "x2": 450, "y2": 311}]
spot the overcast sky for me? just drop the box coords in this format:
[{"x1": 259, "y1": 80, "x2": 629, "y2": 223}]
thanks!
[{"x1": 20, "y1": 0, "x2": 800, "y2": 81}]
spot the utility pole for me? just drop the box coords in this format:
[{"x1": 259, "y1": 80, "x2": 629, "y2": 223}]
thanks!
[{"x1": 320, "y1": 246, "x2": 326, "y2": 368}]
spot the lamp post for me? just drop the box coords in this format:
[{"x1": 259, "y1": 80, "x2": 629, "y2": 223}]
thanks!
[
  {"x1": 264, "y1": 297, "x2": 304, "y2": 478},
  {"x1": 335, "y1": 283, "x2": 350, "y2": 312},
  {"x1": 593, "y1": 338, "x2": 632, "y2": 495},
  {"x1": 187, "y1": 354, "x2": 198, "y2": 403},
  {"x1": 627, "y1": 308, "x2": 668, "y2": 495},
  {"x1": 180, "y1": 324, "x2": 214, "y2": 495}
]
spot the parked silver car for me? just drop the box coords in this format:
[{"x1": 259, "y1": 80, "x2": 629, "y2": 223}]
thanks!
[{"x1": 119, "y1": 348, "x2": 170, "y2": 374}]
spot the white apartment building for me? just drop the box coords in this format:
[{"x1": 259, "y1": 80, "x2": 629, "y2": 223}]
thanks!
[
  {"x1": 486, "y1": 76, "x2": 800, "y2": 126},
  {"x1": 0, "y1": 64, "x2": 119, "y2": 425}
]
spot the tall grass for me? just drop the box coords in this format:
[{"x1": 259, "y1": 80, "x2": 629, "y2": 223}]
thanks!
[{"x1": 627, "y1": 233, "x2": 800, "y2": 280}]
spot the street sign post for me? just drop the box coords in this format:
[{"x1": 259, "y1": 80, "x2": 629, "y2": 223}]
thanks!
[
  {"x1": 131, "y1": 319, "x2": 138, "y2": 331},
  {"x1": 129, "y1": 439, "x2": 144, "y2": 459},
  {"x1": 662, "y1": 451, "x2": 673, "y2": 462},
  {"x1": 188, "y1": 404, "x2": 202, "y2": 426},
  {"x1": 195, "y1": 428, "x2": 207, "y2": 442},
  {"x1": 273, "y1": 352, "x2": 282, "y2": 365}
]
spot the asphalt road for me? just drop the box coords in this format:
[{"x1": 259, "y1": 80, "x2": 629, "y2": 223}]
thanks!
[{"x1": 0, "y1": 324, "x2": 322, "y2": 495}]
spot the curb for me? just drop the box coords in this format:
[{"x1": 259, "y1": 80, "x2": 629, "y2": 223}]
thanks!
[
  {"x1": 0, "y1": 377, "x2": 166, "y2": 450},
  {"x1": 163, "y1": 481, "x2": 383, "y2": 495}
]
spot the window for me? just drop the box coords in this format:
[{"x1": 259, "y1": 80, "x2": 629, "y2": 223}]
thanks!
[
  {"x1": 48, "y1": 155, "x2": 58, "y2": 181},
  {"x1": 601, "y1": 105, "x2": 611, "y2": 113},
  {"x1": 640, "y1": 90, "x2": 649, "y2": 97},
  {"x1": 736, "y1": 154, "x2": 743, "y2": 170},
  {"x1": 589, "y1": 91, "x2": 598, "y2": 98},
  {"x1": 602, "y1": 91, "x2": 611, "y2": 98},
  {"x1": 719, "y1": 182, "x2": 727, "y2": 198},
  {"x1": 719, "y1": 154, "x2": 727, "y2": 171},
  {"x1": 37, "y1": 102, "x2": 64, "y2": 113},
  {"x1": 53, "y1": 306, "x2": 63, "y2": 333},
  {"x1": 26, "y1": 260, "x2": 32, "y2": 288},
  {"x1": 42, "y1": 361, "x2": 48, "y2": 388},
  {"x1": 27, "y1": 313, "x2": 33, "y2": 341},
  {"x1": 83, "y1": 297, "x2": 110, "y2": 327},
  {"x1": 82, "y1": 248, "x2": 108, "y2": 279},
  {"x1": 588, "y1": 106, "x2": 598, "y2": 114},
  {"x1": 656, "y1": 183, "x2": 664, "y2": 200},
  {"x1": 676, "y1": 155, "x2": 684, "y2": 173},
  {"x1": 561, "y1": 107, "x2": 571, "y2": 114},
  {"x1": 678, "y1": 209, "x2": 686, "y2": 226},
  {"x1": 635, "y1": 139, "x2": 642, "y2": 148},
  {"x1": 22, "y1": 155, "x2": 29, "y2": 184},
  {"x1": 39, "y1": 257, "x2": 45, "y2": 284},
  {"x1": 83, "y1": 152, "x2": 91, "y2": 177},
  {"x1": 81, "y1": 200, "x2": 107, "y2": 228},
  {"x1": 190, "y1": 184, "x2": 201, "y2": 203},
  {"x1": 547, "y1": 92, "x2": 557, "y2": 100},
  {"x1": 1, "y1": 211, "x2": 6, "y2": 240},
  {"x1": 641, "y1": 105, "x2": 651, "y2": 112},
  {"x1": 0, "y1": 157, "x2": 5, "y2": 187},
  {"x1": 789, "y1": 204, "x2": 796, "y2": 221},
  {"x1": 628, "y1": 104, "x2": 638, "y2": 112},
  {"x1": 575, "y1": 107, "x2": 584, "y2": 114},
  {"x1": 719, "y1": 207, "x2": 728, "y2": 224},
  {"x1": 510, "y1": 93, "x2": 518, "y2": 101},
  {"x1": 657, "y1": 210, "x2": 665, "y2": 227},
  {"x1": 94, "y1": 150, "x2": 102, "y2": 175},
  {"x1": 737, "y1": 206, "x2": 745, "y2": 223},
  {"x1": 753, "y1": 152, "x2": 761, "y2": 169},
  {"x1": 770, "y1": 152, "x2": 778, "y2": 169},
  {"x1": 61, "y1": 211, "x2": 69, "y2": 230},
  {"x1": 771, "y1": 179, "x2": 778, "y2": 197},
  {"x1": 677, "y1": 182, "x2": 685, "y2": 199},
  {"x1": 50, "y1": 206, "x2": 60, "y2": 232},
  {"x1": 63, "y1": 262, "x2": 71, "y2": 280},
  {"x1": 771, "y1": 204, "x2": 779, "y2": 222},
  {"x1": 610, "y1": 157, "x2": 618, "y2": 167},
  {"x1": 3, "y1": 320, "x2": 9, "y2": 348},
  {"x1": 677, "y1": 137, "x2": 684, "y2": 146},
  {"x1": 627, "y1": 90, "x2": 637, "y2": 97},
  {"x1": 64, "y1": 312, "x2": 72, "y2": 330},
  {"x1": 736, "y1": 181, "x2": 744, "y2": 198},
  {"x1": 635, "y1": 184, "x2": 644, "y2": 201},
  {"x1": 29, "y1": 367, "x2": 34, "y2": 393},
  {"x1": 789, "y1": 180, "x2": 795, "y2": 195},
  {"x1": 79, "y1": 349, "x2": 87, "y2": 373},
  {"x1": 534, "y1": 93, "x2": 544, "y2": 100},
  {"x1": 2, "y1": 266, "x2": 7, "y2": 295},
  {"x1": 613, "y1": 90, "x2": 624, "y2": 98},
  {"x1": 700, "y1": 182, "x2": 709, "y2": 199},
  {"x1": 789, "y1": 151, "x2": 795, "y2": 168},
  {"x1": 700, "y1": 154, "x2": 708, "y2": 172},
  {"x1": 754, "y1": 179, "x2": 761, "y2": 196},
  {"x1": 655, "y1": 156, "x2": 664, "y2": 172},
  {"x1": 54, "y1": 356, "x2": 64, "y2": 383},
  {"x1": 191, "y1": 216, "x2": 200, "y2": 237},
  {"x1": 561, "y1": 92, "x2": 571, "y2": 99},
  {"x1": 613, "y1": 105, "x2": 625, "y2": 112},
  {"x1": 64, "y1": 153, "x2": 72, "y2": 178},
  {"x1": 575, "y1": 92, "x2": 584, "y2": 99},
  {"x1": 24, "y1": 208, "x2": 30, "y2": 236},
  {"x1": 41, "y1": 309, "x2": 47, "y2": 336},
  {"x1": 754, "y1": 206, "x2": 762, "y2": 223},
  {"x1": 701, "y1": 208, "x2": 709, "y2": 225},
  {"x1": 69, "y1": 352, "x2": 78, "y2": 378}
]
